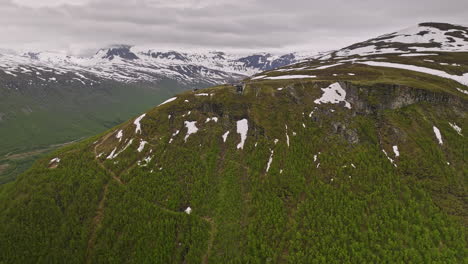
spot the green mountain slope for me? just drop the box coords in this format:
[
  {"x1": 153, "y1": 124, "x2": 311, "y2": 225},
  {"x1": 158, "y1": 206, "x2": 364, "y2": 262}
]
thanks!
[
  {"x1": 1, "y1": 23, "x2": 467, "y2": 263},
  {"x1": 0, "y1": 78, "x2": 191, "y2": 184}
]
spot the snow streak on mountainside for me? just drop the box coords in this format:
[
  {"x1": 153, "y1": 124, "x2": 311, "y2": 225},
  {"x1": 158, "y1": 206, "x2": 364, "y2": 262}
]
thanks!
[{"x1": 0, "y1": 46, "x2": 312, "y2": 85}]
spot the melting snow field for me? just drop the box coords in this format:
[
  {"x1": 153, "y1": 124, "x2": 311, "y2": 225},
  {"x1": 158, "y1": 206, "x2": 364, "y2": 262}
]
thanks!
[
  {"x1": 158, "y1": 97, "x2": 177, "y2": 106},
  {"x1": 433, "y1": 126, "x2": 443, "y2": 145},
  {"x1": 134, "y1": 114, "x2": 146, "y2": 134},
  {"x1": 236, "y1": 119, "x2": 248, "y2": 149},
  {"x1": 359, "y1": 61, "x2": 468, "y2": 86},
  {"x1": 184, "y1": 121, "x2": 199, "y2": 142},
  {"x1": 314, "y1": 82, "x2": 351, "y2": 109}
]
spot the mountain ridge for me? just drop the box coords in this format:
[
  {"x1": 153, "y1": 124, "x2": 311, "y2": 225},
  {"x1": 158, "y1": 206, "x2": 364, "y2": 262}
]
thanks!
[{"x1": 1, "y1": 46, "x2": 311, "y2": 85}]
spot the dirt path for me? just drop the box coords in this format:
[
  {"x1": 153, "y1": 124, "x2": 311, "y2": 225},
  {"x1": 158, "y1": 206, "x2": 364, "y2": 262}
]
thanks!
[
  {"x1": 202, "y1": 217, "x2": 217, "y2": 264},
  {"x1": 85, "y1": 132, "x2": 123, "y2": 263},
  {"x1": 85, "y1": 183, "x2": 109, "y2": 264},
  {"x1": 88, "y1": 132, "x2": 218, "y2": 263}
]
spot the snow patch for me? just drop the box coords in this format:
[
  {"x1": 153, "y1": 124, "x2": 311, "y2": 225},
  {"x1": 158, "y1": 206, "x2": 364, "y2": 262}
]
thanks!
[
  {"x1": 382, "y1": 149, "x2": 397, "y2": 167},
  {"x1": 137, "y1": 140, "x2": 148, "y2": 152},
  {"x1": 138, "y1": 155, "x2": 153, "y2": 167},
  {"x1": 107, "y1": 148, "x2": 117, "y2": 159},
  {"x1": 314, "y1": 82, "x2": 351, "y2": 109},
  {"x1": 116, "y1": 130, "x2": 123, "y2": 142},
  {"x1": 359, "y1": 61, "x2": 468, "y2": 86},
  {"x1": 266, "y1": 149, "x2": 274, "y2": 172},
  {"x1": 449, "y1": 122, "x2": 462, "y2": 136},
  {"x1": 205, "y1": 117, "x2": 219, "y2": 123},
  {"x1": 222, "y1": 131, "x2": 230, "y2": 142},
  {"x1": 399, "y1": 53, "x2": 438, "y2": 57},
  {"x1": 158, "y1": 97, "x2": 177, "y2": 106},
  {"x1": 393, "y1": 145, "x2": 400, "y2": 157},
  {"x1": 108, "y1": 139, "x2": 134, "y2": 159},
  {"x1": 168, "y1": 130, "x2": 180, "y2": 143},
  {"x1": 313, "y1": 63, "x2": 343, "y2": 70},
  {"x1": 433, "y1": 126, "x2": 443, "y2": 145},
  {"x1": 251, "y1": 75, "x2": 267, "y2": 80},
  {"x1": 236, "y1": 119, "x2": 248, "y2": 149},
  {"x1": 134, "y1": 114, "x2": 146, "y2": 134},
  {"x1": 49, "y1": 157, "x2": 60, "y2": 164},
  {"x1": 456, "y1": 88, "x2": 468, "y2": 95},
  {"x1": 184, "y1": 121, "x2": 199, "y2": 142},
  {"x1": 264, "y1": 75, "x2": 316, "y2": 80}
]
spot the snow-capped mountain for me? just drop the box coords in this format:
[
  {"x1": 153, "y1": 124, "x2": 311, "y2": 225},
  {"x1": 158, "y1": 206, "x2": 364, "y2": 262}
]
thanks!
[
  {"x1": 0, "y1": 45, "x2": 311, "y2": 86},
  {"x1": 251, "y1": 22, "x2": 468, "y2": 90},
  {"x1": 313, "y1": 22, "x2": 468, "y2": 60}
]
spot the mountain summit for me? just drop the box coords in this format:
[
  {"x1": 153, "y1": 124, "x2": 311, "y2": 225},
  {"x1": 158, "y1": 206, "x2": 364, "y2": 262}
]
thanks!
[
  {"x1": 0, "y1": 23, "x2": 467, "y2": 263},
  {"x1": 98, "y1": 45, "x2": 140, "y2": 61}
]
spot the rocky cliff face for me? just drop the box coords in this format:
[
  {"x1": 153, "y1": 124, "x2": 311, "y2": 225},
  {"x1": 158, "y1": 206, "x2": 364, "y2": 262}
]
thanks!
[{"x1": 343, "y1": 82, "x2": 467, "y2": 114}]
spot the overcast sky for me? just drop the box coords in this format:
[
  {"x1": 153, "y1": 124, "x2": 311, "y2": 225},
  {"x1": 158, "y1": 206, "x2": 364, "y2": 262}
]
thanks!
[{"x1": 1, "y1": 0, "x2": 467, "y2": 55}]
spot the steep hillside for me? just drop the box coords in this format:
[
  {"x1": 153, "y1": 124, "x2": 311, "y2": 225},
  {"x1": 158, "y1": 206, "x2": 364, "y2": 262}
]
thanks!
[
  {"x1": 0, "y1": 23, "x2": 467, "y2": 263},
  {"x1": 0, "y1": 47, "x2": 306, "y2": 183}
]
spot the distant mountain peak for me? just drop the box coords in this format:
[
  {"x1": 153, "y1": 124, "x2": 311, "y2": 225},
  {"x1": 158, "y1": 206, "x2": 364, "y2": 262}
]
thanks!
[{"x1": 98, "y1": 45, "x2": 139, "y2": 61}]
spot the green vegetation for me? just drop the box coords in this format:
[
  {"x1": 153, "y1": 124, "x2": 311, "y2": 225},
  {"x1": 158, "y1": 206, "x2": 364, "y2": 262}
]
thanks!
[
  {"x1": 0, "y1": 80, "x2": 192, "y2": 183},
  {"x1": 0, "y1": 71, "x2": 466, "y2": 262}
]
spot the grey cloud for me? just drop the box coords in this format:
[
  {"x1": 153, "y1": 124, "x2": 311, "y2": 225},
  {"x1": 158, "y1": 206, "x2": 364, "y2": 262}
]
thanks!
[{"x1": 0, "y1": 0, "x2": 467, "y2": 55}]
